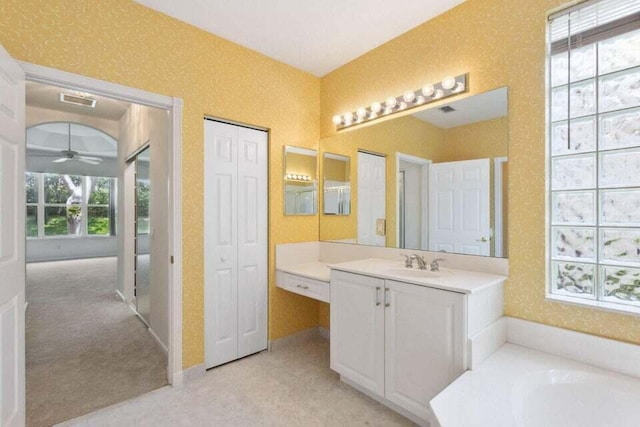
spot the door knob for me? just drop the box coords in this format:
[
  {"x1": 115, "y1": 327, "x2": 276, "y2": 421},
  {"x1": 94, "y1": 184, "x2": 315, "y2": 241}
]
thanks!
[
  {"x1": 476, "y1": 237, "x2": 488, "y2": 242},
  {"x1": 221, "y1": 256, "x2": 227, "y2": 262}
]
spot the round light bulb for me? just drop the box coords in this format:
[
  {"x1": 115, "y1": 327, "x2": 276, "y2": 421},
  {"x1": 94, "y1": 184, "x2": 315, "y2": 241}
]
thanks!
[
  {"x1": 433, "y1": 89, "x2": 444, "y2": 99},
  {"x1": 421, "y1": 84, "x2": 435, "y2": 97},
  {"x1": 369, "y1": 111, "x2": 378, "y2": 120},
  {"x1": 343, "y1": 112, "x2": 353, "y2": 125},
  {"x1": 371, "y1": 102, "x2": 382, "y2": 113},
  {"x1": 356, "y1": 107, "x2": 367, "y2": 119},
  {"x1": 386, "y1": 96, "x2": 397, "y2": 108},
  {"x1": 416, "y1": 95, "x2": 426, "y2": 104},
  {"x1": 402, "y1": 91, "x2": 416, "y2": 103},
  {"x1": 384, "y1": 107, "x2": 393, "y2": 115},
  {"x1": 399, "y1": 101, "x2": 407, "y2": 110},
  {"x1": 442, "y1": 76, "x2": 456, "y2": 90},
  {"x1": 332, "y1": 115, "x2": 343, "y2": 125},
  {"x1": 454, "y1": 82, "x2": 465, "y2": 93}
]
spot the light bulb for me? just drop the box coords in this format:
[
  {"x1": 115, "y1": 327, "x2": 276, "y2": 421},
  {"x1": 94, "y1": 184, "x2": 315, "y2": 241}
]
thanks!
[
  {"x1": 332, "y1": 115, "x2": 343, "y2": 125},
  {"x1": 386, "y1": 96, "x2": 397, "y2": 108},
  {"x1": 343, "y1": 112, "x2": 353, "y2": 125},
  {"x1": 454, "y1": 82, "x2": 465, "y2": 93},
  {"x1": 369, "y1": 111, "x2": 378, "y2": 120},
  {"x1": 442, "y1": 76, "x2": 456, "y2": 90},
  {"x1": 371, "y1": 102, "x2": 382, "y2": 113},
  {"x1": 399, "y1": 101, "x2": 407, "y2": 110},
  {"x1": 416, "y1": 95, "x2": 426, "y2": 104},
  {"x1": 384, "y1": 107, "x2": 393, "y2": 115},
  {"x1": 356, "y1": 107, "x2": 367, "y2": 119},
  {"x1": 433, "y1": 89, "x2": 444, "y2": 99},
  {"x1": 421, "y1": 84, "x2": 435, "y2": 97},
  {"x1": 403, "y1": 91, "x2": 416, "y2": 103}
]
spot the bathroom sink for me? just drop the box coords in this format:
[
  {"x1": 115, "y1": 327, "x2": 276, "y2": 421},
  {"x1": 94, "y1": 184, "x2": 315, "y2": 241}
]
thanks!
[{"x1": 383, "y1": 267, "x2": 451, "y2": 279}]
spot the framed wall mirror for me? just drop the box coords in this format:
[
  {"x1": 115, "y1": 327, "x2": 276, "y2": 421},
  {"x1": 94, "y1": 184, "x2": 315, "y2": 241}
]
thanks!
[
  {"x1": 323, "y1": 153, "x2": 351, "y2": 215},
  {"x1": 319, "y1": 87, "x2": 509, "y2": 258},
  {"x1": 284, "y1": 146, "x2": 318, "y2": 215}
]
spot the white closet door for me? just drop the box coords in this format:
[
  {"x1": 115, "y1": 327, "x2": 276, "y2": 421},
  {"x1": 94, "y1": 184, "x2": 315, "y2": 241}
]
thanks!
[
  {"x1": 204, "y1": 120, "x2": 239, "y2": 368},
  {"x1": 0, "y1": 43, "x2": 26, "y2": 427},
  {"x1": 236, "y1": 127, "x2": 268, "y2": 358}
]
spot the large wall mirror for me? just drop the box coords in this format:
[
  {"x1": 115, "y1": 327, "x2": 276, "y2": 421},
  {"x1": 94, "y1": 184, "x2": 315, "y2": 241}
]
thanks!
[
  {"x1": 284, "y1": 146, "x2": 318, "y2": 215},
  {"x1": 319, "y1": 87, "x2": 509, "y2": 258}
]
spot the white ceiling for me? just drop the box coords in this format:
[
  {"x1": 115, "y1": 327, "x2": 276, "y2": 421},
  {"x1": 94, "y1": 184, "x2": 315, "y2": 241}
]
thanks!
[
  {"x1": 26, "y1": 82, "x2": 130, "y2": 120},
  {"x1": 412, "y1": 87, "x2": 508, "y2": 129},
  {"x1": 133, "y1": 0, "x2": 466, "y2": 77}
]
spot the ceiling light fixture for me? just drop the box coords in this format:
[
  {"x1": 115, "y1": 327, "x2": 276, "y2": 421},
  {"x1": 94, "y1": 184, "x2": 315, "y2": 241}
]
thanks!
[
  {"x1": 59, "y1": 93, "x2": 97, "y2": 108},
  {"x1": 333, "y1": 74, "x2": 468, "y2": 129}
]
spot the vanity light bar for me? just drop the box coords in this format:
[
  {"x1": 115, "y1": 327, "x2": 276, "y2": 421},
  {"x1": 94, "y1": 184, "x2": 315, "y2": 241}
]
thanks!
[
  {"x1": 332, "y1": 74, "x2": 468, "y2": 130},
  {"x1": 285, "y1": 173, "x2": 312, "y2": 181}
]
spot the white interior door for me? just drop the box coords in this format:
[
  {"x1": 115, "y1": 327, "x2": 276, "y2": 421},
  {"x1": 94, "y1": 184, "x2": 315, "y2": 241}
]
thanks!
[
  {"x1": 236, "y1": 127, "x2": 267, "y2": 359},
  {"x1": 428, "y1": 159, "x2": 490, "y2": 255},
  {"x1": 205, "y1": 120, "x2": 239, "y2": 368},
  {"x1": 357, "y1": 152, "x2": 386, "y2": 246},
  {"x1": 204, "y1": 120, "x2": 267, "y2": 369},
  {"x1": 0, "y1": 44, "x2": 26, "y2": 427}
]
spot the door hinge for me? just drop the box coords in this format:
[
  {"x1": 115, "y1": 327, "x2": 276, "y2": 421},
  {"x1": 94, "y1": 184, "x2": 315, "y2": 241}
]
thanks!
[{"x1": 170, "y1": 255, "x2": 174, "y2": 264}]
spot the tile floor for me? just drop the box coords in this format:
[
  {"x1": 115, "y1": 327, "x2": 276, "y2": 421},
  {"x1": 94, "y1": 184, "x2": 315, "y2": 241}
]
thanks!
[{"x1": 58, "y1": 333, "x2": 416, "y2": 426}]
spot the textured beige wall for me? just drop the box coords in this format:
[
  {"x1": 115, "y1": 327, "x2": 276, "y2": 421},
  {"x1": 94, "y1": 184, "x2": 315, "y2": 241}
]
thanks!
[
  {"x1": 320, "y1": 0, "x2": 640, "y2": 343},
  {"x1": 0, "y1": 0, "x2": 321, "y2": 368}
]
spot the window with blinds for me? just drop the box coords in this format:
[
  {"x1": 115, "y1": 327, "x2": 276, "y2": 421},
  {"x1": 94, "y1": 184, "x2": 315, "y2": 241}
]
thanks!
[{"x1": 547, "y1": 0, "x2": 640, "y2": 312}]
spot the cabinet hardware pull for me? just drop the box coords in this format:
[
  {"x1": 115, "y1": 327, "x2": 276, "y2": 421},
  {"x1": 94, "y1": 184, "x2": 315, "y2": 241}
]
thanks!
[
  {"x1": 376, "y1": 286, "x2": 381, "y2": 306},
  {"x1": 384, "y1": 288, "x2": 390, "y2": 307},
  {"x1": 296, "y1": 284, "x2": 309, "y2": 290}
]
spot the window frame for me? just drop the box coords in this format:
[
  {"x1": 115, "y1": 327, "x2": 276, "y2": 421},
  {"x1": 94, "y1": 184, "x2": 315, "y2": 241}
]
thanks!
[
  {"x1": 545, "y1": 1, "x2": 640, "y2": 316},
  {"x1": 26, "y1": 172, "x2": 117, "y2": 239}
]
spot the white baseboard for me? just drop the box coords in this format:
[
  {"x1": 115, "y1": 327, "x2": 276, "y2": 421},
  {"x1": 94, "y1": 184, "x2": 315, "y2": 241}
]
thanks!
[
  {"x1": 148, "y1": 327, "x2": 168, "y2": 355},
  {"x1": 115, "y1": 289, "x2": 126, "y2": 302},
  {"x1": 507, "y1": 317, "x2": 640, "y2": 379}
]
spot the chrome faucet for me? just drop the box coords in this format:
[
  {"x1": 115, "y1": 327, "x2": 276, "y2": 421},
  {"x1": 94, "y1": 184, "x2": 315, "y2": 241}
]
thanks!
[
  {"x1": 430, "y1": 258, "x2": 446, "y2": 272},
  {"x1": 402, "y1": 254, "x2": 413, "y2": 268},
  {"x1": 410, "y1": 254, "x2": 428, "y2": 270}
]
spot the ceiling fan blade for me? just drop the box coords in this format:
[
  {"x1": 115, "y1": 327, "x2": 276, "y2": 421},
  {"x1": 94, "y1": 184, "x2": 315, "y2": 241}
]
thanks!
[
  {"x1": 28, "y1": 153, "x2": 65, "y2": 158},
  {"x1": 77, "y1": 157, "x2": 101, "y2": 165},
  {"x1": 53, "y1": 157, "x2": 70, "y2": 163},
  {"x1": 76, "y1": 155, "x2": 102, "y2": 162}
]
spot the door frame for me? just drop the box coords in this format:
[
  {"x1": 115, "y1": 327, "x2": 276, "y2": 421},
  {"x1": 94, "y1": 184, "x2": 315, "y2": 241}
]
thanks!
[
  {"x1": 20, "y1": 61, "x2": 184, "y2": 385},
  {"x1": 494, "y1": 156, "x2": 507, "y2": 257},
  {"x1": 395, "y1": 153, "x2": 431, "y2": 250}
]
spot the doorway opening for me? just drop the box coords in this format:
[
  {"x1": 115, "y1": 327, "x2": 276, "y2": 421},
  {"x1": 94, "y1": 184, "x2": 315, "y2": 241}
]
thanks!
[
  {"x1": 396, "y1": 153, "x2": 430, "y2": 250},
  {"x1": 24, "y1": 80, "x2": 172, "y2": 426}
]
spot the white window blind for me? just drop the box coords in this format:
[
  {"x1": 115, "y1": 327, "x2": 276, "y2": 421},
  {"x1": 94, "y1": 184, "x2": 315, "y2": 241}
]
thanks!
[{"x1": 547, "y1": 0, "x2": 640, "y2": 312}]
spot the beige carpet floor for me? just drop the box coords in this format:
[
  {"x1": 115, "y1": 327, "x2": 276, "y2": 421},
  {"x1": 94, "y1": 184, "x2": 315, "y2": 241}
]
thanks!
[
  {"x1": 26, "y1": 257, "x2": 167, "y2": 427},
  {"x1": 59, "y1": 333, "x2": 415, "y2": 427}
]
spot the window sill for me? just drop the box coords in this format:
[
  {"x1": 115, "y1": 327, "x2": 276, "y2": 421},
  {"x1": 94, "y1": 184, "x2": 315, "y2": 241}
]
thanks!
[
  {"x1": 27, "y1": 235, "x2": 116, "y2": 240},
  {"x1": 546, "y1": 293, "x2": 640, "y2": 317}
]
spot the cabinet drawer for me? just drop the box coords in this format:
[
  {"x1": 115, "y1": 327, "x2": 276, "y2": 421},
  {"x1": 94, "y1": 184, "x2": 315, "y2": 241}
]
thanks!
[{"x1": 279, "y1": 272, "x2": 330, "y2": 303}]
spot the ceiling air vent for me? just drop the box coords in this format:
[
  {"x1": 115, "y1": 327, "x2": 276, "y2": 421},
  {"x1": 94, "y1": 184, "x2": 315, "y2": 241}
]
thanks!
[
  {"x1": 439, "y1": 105, "x2": 455, "y2": 113},
  {"x1": 59, "y1": 93, "x2": 97, "y2": 108}
]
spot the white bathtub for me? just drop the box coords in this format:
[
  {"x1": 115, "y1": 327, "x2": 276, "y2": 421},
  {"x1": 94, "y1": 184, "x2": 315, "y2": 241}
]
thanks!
[{"x1": 430, "y1": 344, "x2": 640, "y2": 427}]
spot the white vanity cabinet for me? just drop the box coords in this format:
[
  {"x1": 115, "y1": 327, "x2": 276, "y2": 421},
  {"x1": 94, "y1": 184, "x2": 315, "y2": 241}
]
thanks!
[{"x1": 330, "y1": 269, "x2": 467, "y2": 425}]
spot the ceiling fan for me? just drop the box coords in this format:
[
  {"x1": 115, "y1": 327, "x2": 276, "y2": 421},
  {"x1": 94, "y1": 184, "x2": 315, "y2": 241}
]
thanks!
[{"x1": 30, "y1": 123, "x2": 103, "y2": 165}]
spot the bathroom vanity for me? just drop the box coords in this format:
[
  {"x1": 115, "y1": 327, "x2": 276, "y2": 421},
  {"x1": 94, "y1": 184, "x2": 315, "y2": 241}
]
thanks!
[{"x1": 275, "y1": 243, "x2": 507, "y2": 426}]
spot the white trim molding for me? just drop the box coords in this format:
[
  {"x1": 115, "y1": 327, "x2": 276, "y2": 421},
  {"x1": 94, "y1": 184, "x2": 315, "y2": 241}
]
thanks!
[
  {"x1": 493, "y1": 156, "x2": 507, "y2": 258},
  {"x1": 21, "y1": 61, "x2": 184, "y2": 386},
  {"x1": 395, "y1": 152, "x2": 431, "y2": 251}
]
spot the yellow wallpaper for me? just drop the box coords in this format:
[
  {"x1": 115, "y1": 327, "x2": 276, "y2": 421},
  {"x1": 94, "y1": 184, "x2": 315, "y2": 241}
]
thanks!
[
  {"x1": 321, "y1": 0, "x2": 640, "y2": 343},
  {"x1": 441, "y1": 116, "x2": 508, "y2": 162},
  {"x1": 0, "y1": 0, "x2": 321, "y2": 368}
]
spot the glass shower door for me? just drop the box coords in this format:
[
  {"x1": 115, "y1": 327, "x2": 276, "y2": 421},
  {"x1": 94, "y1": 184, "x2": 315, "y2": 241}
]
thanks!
[{"x1": 135, "y1": 146, "x2": 151, "y2": 324}]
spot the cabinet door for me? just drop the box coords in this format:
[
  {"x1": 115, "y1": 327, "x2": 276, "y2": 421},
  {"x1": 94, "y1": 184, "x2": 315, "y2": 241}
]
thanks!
[
  {"x1": 384, "y1": 280, "x2": 466, "y2": 420},
  {"x1": 330, "y1": 271, "x2": 385, "y2": 396}
]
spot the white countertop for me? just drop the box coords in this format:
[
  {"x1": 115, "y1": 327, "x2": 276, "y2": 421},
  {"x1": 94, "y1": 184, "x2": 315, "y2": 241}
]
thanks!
[
  {"x1": 329, "y1": 258, "x2": 506, "y2": 294},
  {"x1": 430, "y1": 343, "x2": 640, "y2": 427},
  {"x1": 277, "y1": 261, "x2": 331, "y2": 282}
]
